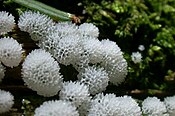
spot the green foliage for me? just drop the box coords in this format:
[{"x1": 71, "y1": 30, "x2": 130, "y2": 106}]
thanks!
[
  {"x1": 81, "y1": 0, "x2": 175, "y2": 90},
  {"x1": 21, "y1": 99, "x2": 34, "y2": 116}
]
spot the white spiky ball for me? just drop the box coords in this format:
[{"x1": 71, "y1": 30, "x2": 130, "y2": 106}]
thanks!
[
  {"x1": 50, "y1": 35, "x2": 83, "y2": 66},
  {"x1": 34, "y1": 100, "x2": 79, "y2": 116},
  {"x1": 0, "y1": 11, "x2": 15, "y2": 35},
  {"x1": 88, "y1": 93, "x2": 119, "y2": 116},
  {"x1": 0, "y1": 37, "x2": 23, "y2": 68},
  {"x1": 53, "y1": 22, "x2": 78, "y2": 37},
  {"x1": 78, "y1": 65, "x2": 109, "y2": 95},
  {"x1": 18, "y1": 11, "x2": 55, "y2": 41},
  {"x1": 59, "y1": 81, "x2": 91, "y2": 115},
  {"x1": 0, "y1": 90, "x2": 14, "y2": 114},
  {"x1": 131, "y1": 52, "x2": 142, "y2": 64},
  {"x1": 142, "y1": 97, "x2": 168, "y2": 116},
  {"x1": 115, "y1": 95, "x2": 142, "y2": 116},
  {"x1": 59, "y1": 81, "x2": 91, "y2": 108},
  {"x1": 78, "y1": 23, "x2": 99, "y2": 38},
  {"x1": 22, "y1": 49, "x2": 63, "y2": 97},
  {"x1": 164, "y1": 95, "x2": 175, "y2": 116},
  {"x1": 80, "y1": 37, "x2": 103, "y2": 64},
  {"x1": 100, "y1": 39, "x2": 128, "y2": 86},
  {"x1": 89, "y1": 94, "x2": 141, "y2": 116}
]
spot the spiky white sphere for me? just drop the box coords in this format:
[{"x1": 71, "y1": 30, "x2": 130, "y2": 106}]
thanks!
[
  {"x1": 81, "y1": 37, "x2": 103, "y2": 64},
  {"x1": 38, "y1": 21, "x2": 78, "y2": 51},
  {"x1": 38, "y1": 32, "x2": 60, "y2": 54},
  {"x1": 0, "y1": 63, "x2": 5, "y2": 82},
  {"x1": 78, "y1": 65, "x2": 109, "y2": 95},
  {"x1": 51, "y1": 35, "x2": 84, "y2": 66},
  {"x1": 142, "y1": 97, "x2": 168, "y2": 116},
  {"x1": 88, "y1": 93, "x2": 119, "y2": 116},
  {"x1": 18, "y1": 11, "x2": 55, "y2": 41},
  {"x1": 22, "y1": 49, "x2": 63, "y2": 97},
  {"x1": 115, "y1": 95, "x2": 142, "y2": 116},
  {"x1": 53, "y1": 22, "x2": 78, "y2": 37},
  {"x1": 38, "y1": 27, "x2": 88, "y2": 71},
  {"x1": 0, "y1": 37, "x2": 23, "y2": 68},
  {"x1": 0, "y1": 11, "x2": 15, "y2": 35},
  {"x1": 100, "y1": 39, "x2": 128, "y2": 86},
  {"x1": 59, "y1": 81, "x2": 90, "y2": 107},
  {"x1": 34, "y1": 100, "x2": 79, "y2": 116},
  {"x1": 78, "y1": 23, "x2": 99, "y2": 38},
  {"x1": 164, "y1": 95, "x2": 175, "y2": 116},
  {"x1": 59, "y1": 81, "x2": 91, "y2": 107},
  {"x1": 59, "y1": 81, "x2": 91, "y2": 116},
  {"x1": 100, "y1": 39, "x2": 123, "y2": 60},
  {"x1": 89, "y1": 93, "x2": 141, "y2": 116},
  {"x1": 131, "y1": 52, "x2": 142, "y2": 64},
  {"x1": 38, "y1": 22, "x2": 81, "y2": 65},
  {"x1": 0, "y1": 90, "x2": 14, "y2": 114},
  {"x1": 138, "y1": 45, "x2": 145, "y2": 51},
  {"x1": 103, "y1": 59, "x2": 128, "y2": 86}
]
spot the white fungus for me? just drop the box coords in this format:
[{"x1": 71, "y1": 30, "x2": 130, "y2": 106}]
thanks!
[
  {"x1": 0, "y1": 11, "x2": 15, "y2": 35},
  {"x1": 100, "y1": 39, "x2": 128, "y2": 86},
  {"x1": 34, "y1": 100, "x2": 79, "y2": 116},
  {"x1": 164, "y1": 95, "x2": 175, "y2": 116},
  {"x1": 59, "y1": 81, "x2": 91, "y2": 115},
  {"x1": 88, "y1": 93, "x2": 141, "y2": 116},
  {"x1": 18, "y1": 11, "x2": 55, "y2": 41},
  {"x1": 22, "y1": 49, "x2": 63, "y2": 97},
  {"x1": 0, "y1": 37, "x2": 23, "y2": 68},
  {"x1": 78, "y1": 65, "x2": 109, "y2": 95},
  {"x1": 131, "y1": 51, "x2": 142, "y2": 64},
  {"x1": 78, "y1": 23, "x2": 99, "y2": 38},
  {"x1": 0, "y1": 89, "x2": 14, "y2": 114},
  {"x1": 142, "y1": 97, "x2": 168, "y2": 116}
]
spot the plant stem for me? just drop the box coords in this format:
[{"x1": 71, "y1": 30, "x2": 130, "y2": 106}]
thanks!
[{"x1": 11, "y1": 0, "x2": 76, "y2": 21}]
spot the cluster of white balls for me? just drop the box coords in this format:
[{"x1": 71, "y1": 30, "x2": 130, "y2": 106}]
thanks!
[
  {"x1": 33, "y1": 94, "x2": 175, "y2": 116},
  {"x1": 1, "y1": 10, "x2": 175, "y2": 116},
  {"x1": 0, "y1": 37, "x2": 23, "y2": 68},
  {"x1": 0, "y1": 11, "x2": 23, "y2": 68},
  {"x1": 18, "y1": 10, "x2": 128, "y2": 87},
  {"x1": 0, "y1": 9, "x2": 123, "y2": 115},
  {"x1": 89, "y1": 93, "x2": 142, "y2": 116},
  {"x1": 0, "y1": 11, "x2": 21, "y2": 114}
]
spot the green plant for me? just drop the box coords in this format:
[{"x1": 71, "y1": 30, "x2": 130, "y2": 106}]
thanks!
[{"x1": 81, "y1": 0, "x2": 175, "y2": 91}]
